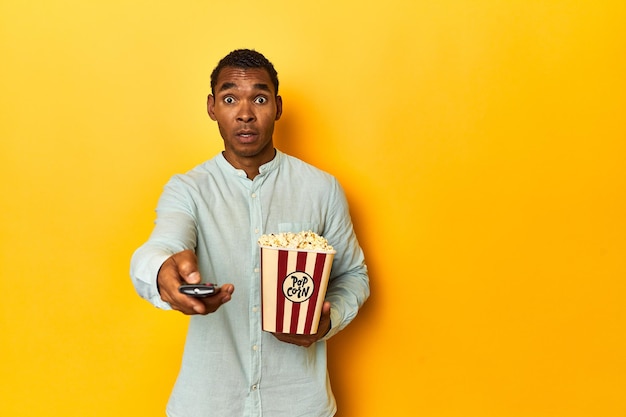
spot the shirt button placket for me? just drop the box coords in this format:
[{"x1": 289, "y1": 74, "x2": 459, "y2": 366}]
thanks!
[{"x1": 249, "y1": 186, "x2": 263, "y2": 415}]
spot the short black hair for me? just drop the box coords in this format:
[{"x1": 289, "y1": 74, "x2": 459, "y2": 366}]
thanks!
[{"x1": 210, "y1": 49, "x2": 279, "y2": 96}]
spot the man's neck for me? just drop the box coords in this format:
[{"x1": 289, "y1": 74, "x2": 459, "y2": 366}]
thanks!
[{"x1": 222, "y1": 149, "x2": 276, "y2": 180}]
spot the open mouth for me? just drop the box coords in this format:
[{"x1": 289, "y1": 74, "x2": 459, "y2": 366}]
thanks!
[{"x1": 236, "y1": 130, "x2": 258, "y2": 142}]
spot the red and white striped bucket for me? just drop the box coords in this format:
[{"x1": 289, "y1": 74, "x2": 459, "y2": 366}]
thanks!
[{"x1": 259, "y1": 246, "x2": 335, "y2": 334}]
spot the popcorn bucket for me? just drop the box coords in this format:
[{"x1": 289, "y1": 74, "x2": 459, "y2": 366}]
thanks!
[{"x1": 259, "y1": 246, "x2": 336, "y2": 334}]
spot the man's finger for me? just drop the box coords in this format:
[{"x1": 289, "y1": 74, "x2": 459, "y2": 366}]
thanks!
[{"x1": 173, "y1": 250, "x2": 202, "y2": 284}]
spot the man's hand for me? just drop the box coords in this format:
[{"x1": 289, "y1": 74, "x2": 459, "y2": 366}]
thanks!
[
  {"x1": 157, "y1": 249, "x2": 234, "y2": 315},
  {"x1": 272, "y1": 301, "x2": 332, "y2": 347}
]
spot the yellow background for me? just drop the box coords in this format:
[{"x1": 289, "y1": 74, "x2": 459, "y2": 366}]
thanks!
[{"x1": 1, "y1": 1, "x2": 625, "y2": 416}]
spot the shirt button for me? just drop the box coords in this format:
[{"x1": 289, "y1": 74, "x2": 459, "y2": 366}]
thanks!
[
  {"x1": 253, "y1": 345, "x2": 258, "y2": 351},
  {"x1": 251, "y1": 193, "x2": 257, "y2": 198},
  {"x1": 254, "y1": 228, "x2": 259, "y2": 234},
  {"x1": 252, "y1": 307, "x2": 259, "y2": 313},
  {"x1": 251, "y1": 384, "x2": 258, "y2": 391},
  {"x1": 254, "y1": 267, "x2": 259, "y2": 273}
]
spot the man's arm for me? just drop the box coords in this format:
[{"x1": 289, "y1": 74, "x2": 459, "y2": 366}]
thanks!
[
  {"x1": 271, "y1": 178, "x2": 369, "y2": 346},
  {"x1": 319, "y1": 178, "x2": 370, "y2": 339},
  {"x1": 130, "y1": 208, "x2": 198, "y2": 309},
  {"x1": 130, "y1": 176, "x2": 234, "y2": 314}
]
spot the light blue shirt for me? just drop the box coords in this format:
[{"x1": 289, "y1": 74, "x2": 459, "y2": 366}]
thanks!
[{"x1": 130, "y1": 150, "x2": 370, "y2": 417}]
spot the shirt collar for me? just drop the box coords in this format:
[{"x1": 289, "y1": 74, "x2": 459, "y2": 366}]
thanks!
[
  {"x1": 217, "y1": 149, "x2": 283, "y2": 178},
  {"x1": 259, "y1": 149, "x2": 282, "y2": 175}
]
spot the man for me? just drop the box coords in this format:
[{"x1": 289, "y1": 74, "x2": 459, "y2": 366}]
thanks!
[{"x1": 130, "y1": 49, "x2": 369, "y2": 417}]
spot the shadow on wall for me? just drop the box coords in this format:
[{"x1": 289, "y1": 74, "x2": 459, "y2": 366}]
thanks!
[
  {"x1": 273, "y1": 87, "x2": 341, "y2": 172},
  {"x1": 274, "y1": 88, "x2": 317, "y2": 161}
]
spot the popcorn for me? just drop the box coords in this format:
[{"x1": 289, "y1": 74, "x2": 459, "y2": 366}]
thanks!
[
  {"x1": 257, "y1": 230, "x2": 334, "y2": 251},
  {"x1": 257, "y1": 230, "x2": 336, "y2": 334}
]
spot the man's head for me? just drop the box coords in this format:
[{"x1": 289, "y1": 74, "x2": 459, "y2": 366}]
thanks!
[
  {"x1": 207, "y1": 49, "x2": 283, "y2": 179},
  {"x1": 210, "y1": 49, "x2": 279, "y2": 97}
]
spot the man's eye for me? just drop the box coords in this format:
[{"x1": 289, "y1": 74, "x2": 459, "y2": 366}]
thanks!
[
  {"x1": 254, "y1": 96, "x2": 267, "y2": 104},
  {"x1": 224, "y1": 97, "x2": 235, "y2": 104}
]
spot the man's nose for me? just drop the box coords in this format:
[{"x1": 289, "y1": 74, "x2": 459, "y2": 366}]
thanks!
[{"x1": 236, "y1": 102, "x2": 255, "y2": 123}]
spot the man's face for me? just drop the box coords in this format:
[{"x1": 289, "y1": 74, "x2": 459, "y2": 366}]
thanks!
[{"x1": 208, "y1": 67, "x2": 282, "y2": 169}]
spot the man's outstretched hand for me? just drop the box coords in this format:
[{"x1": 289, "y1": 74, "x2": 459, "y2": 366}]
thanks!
[{"x1": 157, "y1": 249, "x2": 234, "y2": 315}]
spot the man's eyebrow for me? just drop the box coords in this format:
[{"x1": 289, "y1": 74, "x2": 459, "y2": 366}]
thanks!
[
  {"x1": 218, "y1": 82, "x2": 237, "y2": 92},
  {"x1": 217, "y1": 82, "x2": 272, "y2": 94},
  {"x1": 253, "y1": 83, "x2": 272, "y2": 93}
]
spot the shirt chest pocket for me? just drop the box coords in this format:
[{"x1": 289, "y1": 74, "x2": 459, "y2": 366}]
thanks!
[{"x1": 278, "y1": 222, "x2": 320, "y2": 235}]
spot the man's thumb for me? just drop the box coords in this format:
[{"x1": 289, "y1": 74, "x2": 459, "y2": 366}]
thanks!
[{"x1": 176, "y1": 250, "x2": 201, "y2": 284}]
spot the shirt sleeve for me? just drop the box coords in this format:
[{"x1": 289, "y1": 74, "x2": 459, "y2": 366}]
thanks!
[
  {"x1": 321, "y1": 178, "x2": 370, "y2": 340},
  {"x1": 129, "y1": 176, "x2": 199, "y2": 310}
]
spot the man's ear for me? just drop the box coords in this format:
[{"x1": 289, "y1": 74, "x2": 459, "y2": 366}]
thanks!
[
  {"x1": 207, "y1": 95, "x2": 217, "y2": 121},
  {"x1": 275, "y1": 95, "x2": 283, "y2": 121}
]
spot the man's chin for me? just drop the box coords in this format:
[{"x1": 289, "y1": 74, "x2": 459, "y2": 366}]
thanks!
[
  {"x1": 223, "y1": 148, "x2": 274, "y2": 164},
  {"x1": 228, "y1": 141, "x2": 274, "y2": 158}
]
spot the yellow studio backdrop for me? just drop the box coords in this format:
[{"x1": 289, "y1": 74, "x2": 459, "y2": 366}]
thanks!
[{"x1": 1, "y1": 1, "x2": 625, "y2": 416}]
